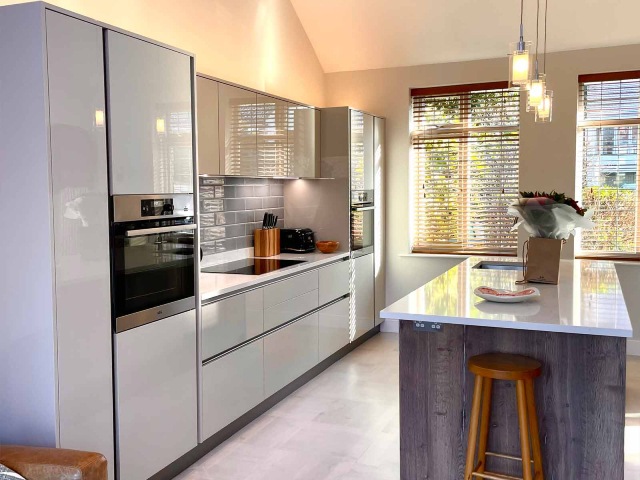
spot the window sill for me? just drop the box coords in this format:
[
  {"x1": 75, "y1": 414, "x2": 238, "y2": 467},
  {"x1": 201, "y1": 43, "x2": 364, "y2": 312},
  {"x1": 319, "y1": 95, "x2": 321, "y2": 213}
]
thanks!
[{"x1": 400, "y1": 253, "x2": 472, "y2": 259}]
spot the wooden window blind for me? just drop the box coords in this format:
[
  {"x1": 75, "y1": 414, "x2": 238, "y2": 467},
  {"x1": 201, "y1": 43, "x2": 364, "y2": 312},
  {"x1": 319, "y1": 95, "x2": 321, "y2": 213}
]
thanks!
[
  {"x1": 410, "y1": 83, "x2": 520, "y2": 255},
  {"x1": 577, "y1": 72, "x2": 640, "y2": 257}
]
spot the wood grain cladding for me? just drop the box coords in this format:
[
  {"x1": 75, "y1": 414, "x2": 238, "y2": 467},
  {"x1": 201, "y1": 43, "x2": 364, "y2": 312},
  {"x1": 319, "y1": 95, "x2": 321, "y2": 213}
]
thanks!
[{"x1": 399, "y1": 322, "x2": 626, "y2": 480}]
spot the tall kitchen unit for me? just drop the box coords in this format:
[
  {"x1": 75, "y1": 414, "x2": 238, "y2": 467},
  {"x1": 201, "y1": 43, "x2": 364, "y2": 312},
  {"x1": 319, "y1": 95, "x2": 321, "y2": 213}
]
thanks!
[
  {"x1": 0, "y1": 4, "x2": 197, "y2": 480},
  {"x1": 289, "y1": 107, "x2": 385, "y2": 339}
]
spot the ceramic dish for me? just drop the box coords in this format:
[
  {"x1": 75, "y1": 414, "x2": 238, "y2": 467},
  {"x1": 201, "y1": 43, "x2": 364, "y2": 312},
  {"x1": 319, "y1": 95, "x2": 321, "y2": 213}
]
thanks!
[
  {"x1": 316, "y1": 241, "x2": 340, "y2": 253},
  {"x1": 473, "y1": 286, "x2": 540, "y2": 303}
]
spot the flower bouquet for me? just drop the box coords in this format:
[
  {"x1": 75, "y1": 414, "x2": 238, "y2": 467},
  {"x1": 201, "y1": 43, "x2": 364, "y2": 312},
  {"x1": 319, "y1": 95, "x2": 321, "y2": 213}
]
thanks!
[{"x1": 508, "y1": 191, "x2": 594, "y2": 284}]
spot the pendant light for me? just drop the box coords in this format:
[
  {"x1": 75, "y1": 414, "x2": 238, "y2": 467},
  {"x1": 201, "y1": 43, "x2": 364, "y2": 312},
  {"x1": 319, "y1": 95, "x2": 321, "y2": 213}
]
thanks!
[
  {"x1": 509, "y1": 0, "x2": 532, "y2": 87},
  {"x1": 527, "y1": 0, "x2": 546, "y2": 111},
  {"x1": 535, "y1": 0, "x2": 553, "y2": 122}
]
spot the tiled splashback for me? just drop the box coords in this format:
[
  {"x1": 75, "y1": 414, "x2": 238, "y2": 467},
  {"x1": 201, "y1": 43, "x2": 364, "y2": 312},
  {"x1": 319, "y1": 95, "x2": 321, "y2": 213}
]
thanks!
[{"x1": 199, "y1": 177, "x2": 285, "y2": 256}]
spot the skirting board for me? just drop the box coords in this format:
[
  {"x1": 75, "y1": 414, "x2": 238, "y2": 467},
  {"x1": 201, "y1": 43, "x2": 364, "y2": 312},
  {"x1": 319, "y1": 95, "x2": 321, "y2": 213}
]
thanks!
[
  {"x1": 149, "y1": 325, "x2": 381, "y2": 480},
  {"x1": 629, "y1": 339, "x2": 640, "y2": 356}
]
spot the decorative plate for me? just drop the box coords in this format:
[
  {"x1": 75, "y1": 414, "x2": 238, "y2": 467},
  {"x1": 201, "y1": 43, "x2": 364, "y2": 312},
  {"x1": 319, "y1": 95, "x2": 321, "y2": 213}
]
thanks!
[{"x1": 474, "y1": 286, "x2": 540, "y2": 303}]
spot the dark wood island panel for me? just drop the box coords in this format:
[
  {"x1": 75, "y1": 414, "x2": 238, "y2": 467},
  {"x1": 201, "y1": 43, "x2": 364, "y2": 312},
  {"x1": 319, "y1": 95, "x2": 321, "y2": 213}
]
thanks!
[{"x1": 399, "y1": 321, "x2": 626, "y2": 480}]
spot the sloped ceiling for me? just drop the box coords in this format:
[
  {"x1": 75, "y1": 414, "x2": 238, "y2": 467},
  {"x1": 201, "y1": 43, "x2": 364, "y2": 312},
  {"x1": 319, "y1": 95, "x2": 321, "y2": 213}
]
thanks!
[{"x1": 290, "y1": 0, "x2": 640, "y2": 73}]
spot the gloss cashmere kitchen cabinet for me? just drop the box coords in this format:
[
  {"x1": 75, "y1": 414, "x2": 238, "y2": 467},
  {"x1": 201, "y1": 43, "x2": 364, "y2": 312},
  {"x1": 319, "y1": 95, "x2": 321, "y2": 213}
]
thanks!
[
  {"x1": 219, "y1": 82, "x2": 259, "y2": 176},
  {"x1": 196, "y1": 76, "x2": 220, "y2": 175},
  {"x1": 0, "y1": 3, "x2": 114, "y2": 477},
  {"x1": 106, "y1": 30, "x2": 194, "y2": 194}
]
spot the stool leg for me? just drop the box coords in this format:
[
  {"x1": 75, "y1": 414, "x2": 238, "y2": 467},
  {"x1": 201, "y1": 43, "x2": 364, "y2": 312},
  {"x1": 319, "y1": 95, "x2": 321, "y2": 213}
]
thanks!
[
  {"x1": 464, "y1": 375, "x2": 484, "y2": 480},
  {"x1": 516, "y1": 380, "x2": 533, "y2": 480},
  {"x1": 525, "y1": 378, "x2": 544, "y2": 480},
  {"x1": 477, "y1": 377, "x2": 493, "y2": 473}
]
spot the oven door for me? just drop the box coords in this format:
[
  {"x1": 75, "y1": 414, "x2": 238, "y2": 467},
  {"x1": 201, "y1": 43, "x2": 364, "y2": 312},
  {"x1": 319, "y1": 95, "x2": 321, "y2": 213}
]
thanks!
[
  {"x1": 351, "y1": 205, "x2": 374, "y2": 257},
  {"x1": 112, "y1": 221, "x2": 197, "y2": 332}
]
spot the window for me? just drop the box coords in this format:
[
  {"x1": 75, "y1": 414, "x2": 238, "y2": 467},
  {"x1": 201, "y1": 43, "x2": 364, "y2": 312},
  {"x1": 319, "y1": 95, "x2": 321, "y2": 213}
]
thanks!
[
  {"x1": 410, "y1": 82, "x2": 520, "y2": 255},
  {"x1": 577, "y1": 72, "x2": 640, "y2": 256}
]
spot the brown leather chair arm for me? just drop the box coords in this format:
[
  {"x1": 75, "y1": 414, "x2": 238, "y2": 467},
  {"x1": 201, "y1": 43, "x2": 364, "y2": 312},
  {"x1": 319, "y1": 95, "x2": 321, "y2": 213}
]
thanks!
[{"x1": 0, "y1": 445, "x2": 107, "y2": 480}]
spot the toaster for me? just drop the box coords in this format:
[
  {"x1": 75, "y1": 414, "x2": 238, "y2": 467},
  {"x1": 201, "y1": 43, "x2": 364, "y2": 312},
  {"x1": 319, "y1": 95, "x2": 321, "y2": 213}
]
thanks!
[{"x1": 280, "y1": 228, "x2": 316, "y2": 253}]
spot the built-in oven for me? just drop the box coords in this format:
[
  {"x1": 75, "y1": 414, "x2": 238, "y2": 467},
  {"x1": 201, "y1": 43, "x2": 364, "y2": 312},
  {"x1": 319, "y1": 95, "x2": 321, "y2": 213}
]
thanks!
[
  {"x1": 351, "y1": 190, "x2": 374, "y2": 257},
  {"x1": 111, "y1": 194, "x2": 196, "y2": 333}
]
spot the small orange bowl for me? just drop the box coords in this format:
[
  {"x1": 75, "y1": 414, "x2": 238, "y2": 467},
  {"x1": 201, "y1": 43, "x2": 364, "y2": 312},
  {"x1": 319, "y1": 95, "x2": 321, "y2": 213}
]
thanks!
[{"x1": 316, "y1": 241, "x2": 340, "y2": 253}]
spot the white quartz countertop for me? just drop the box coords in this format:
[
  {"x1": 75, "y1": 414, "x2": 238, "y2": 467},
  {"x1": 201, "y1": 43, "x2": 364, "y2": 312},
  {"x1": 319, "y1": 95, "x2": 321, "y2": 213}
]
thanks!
[
  {"x1": 381, "y1": 256, "x2": 633, "y2": 337},
  {"x1": 199, "y1": 251, "x2": 349, "y2": 302}
]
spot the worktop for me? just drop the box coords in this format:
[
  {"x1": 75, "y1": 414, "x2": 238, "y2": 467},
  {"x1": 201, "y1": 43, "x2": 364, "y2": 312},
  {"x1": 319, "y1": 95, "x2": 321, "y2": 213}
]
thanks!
[
  {"x1": 199, "y1": 251, "x2": 349, "y2": 302},
  {"x1": 381, "y1": 256, "x2": 632, "y2": 337}
]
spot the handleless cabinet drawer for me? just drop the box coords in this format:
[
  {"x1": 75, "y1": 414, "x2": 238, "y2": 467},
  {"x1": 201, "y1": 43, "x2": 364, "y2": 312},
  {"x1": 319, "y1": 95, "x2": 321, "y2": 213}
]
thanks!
[
  {"x1": 201, "y1": 339, "x2": 264, "y2": 440},
  {"x1": 319, "y1": 260, "x2": 350, "y2": 305},
  {"x1": 202, "y1": 289, "x2": 263, "y2": 360},
  {"x1": 263, "y1": 270, "x2": 319, "y2": 309},
  {"x1": 319, "y1": 298, "x2": 350, "y2": 361},
  {"x1": 263, "y1": 289, "x2": 318, "y2": 331},
  {"x1": 264, "y1": 313, "x2": 319, "y2": 397}
]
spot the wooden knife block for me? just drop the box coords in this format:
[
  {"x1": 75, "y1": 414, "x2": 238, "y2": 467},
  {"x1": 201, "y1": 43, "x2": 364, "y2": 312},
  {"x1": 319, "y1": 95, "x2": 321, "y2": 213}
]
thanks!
[{"x1": 254, "y1": 228, "x2": 280, "y2": 257}]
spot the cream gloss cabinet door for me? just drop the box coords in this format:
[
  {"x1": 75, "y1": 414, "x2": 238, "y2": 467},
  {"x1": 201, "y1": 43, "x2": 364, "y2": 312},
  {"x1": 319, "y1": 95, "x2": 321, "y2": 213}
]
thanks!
[
  {"x1": 264, "y1": 313, "x2": 319, "y2": 397},
  {"x1": 352, "y1": 253, "x2": 375, "y2": 340},
  {"x1": 219, "y1": 83, "x2": 258, "y2": 176},
  {"x1": 257, "y1": 93, "x2": 289, "y2": 176},
  {"x1": 106, "y1": 31, "x2": 194, "y2": 194},
  {"x1": 319, "y1": 298, "x2": 350, "y2": 361},
  {"x1": 196, "y1": 76, "x2": 220, "y2": 175},
  {"x1": 115, "y1": 310, "x2": 197, "y2": 480},
  {"x1": 45, "y1": 10, "x2": 114, "y2": 479},
  {"x1": 289, "y1": 104, "x2": 319, "y2": 178},
  {"x1": 201, "y1": 339, "x2": 264, "y2": 440}
]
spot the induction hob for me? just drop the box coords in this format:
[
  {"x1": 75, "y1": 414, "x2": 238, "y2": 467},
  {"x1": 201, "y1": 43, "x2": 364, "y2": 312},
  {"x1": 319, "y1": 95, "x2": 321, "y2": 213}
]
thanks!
[{"x1": 201, "y1": 258, "x2": 306, "y2": 275}]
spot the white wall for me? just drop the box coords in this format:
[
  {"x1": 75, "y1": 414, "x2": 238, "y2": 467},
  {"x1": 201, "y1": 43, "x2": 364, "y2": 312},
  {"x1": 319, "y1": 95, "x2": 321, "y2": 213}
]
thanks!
[
  {"x1": 0, "y1": 0, "x2": 326, "y2": 106},
  {"x1": 325, "y1": 44, "x2": 640, "y2": 341}
]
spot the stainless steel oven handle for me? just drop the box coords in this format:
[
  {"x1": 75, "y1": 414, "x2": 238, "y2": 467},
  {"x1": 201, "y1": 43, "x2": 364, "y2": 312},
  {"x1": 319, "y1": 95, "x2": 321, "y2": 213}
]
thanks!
[
  {"x1": 352, "y1": 206, "x2": 375, "y2": 212},
  {"x1": 125, "y1": 224, "x2": 197, "y2": 237}
]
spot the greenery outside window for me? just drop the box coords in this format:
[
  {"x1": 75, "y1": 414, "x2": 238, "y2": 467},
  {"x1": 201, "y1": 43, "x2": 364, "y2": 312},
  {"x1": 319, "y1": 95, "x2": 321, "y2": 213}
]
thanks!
[
  {"x1": 577, "y1": 72, "x2": 640, "y2": 257},
  {"x1": 410, "y1": 82, "x2": 520, "y2": 255}
]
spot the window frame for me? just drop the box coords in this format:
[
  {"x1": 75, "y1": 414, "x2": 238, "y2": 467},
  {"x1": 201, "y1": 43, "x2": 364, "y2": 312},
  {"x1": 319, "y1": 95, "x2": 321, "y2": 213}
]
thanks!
[
  {"x1": 410, "y1": 81, "x2": 520, "y2": 256},
  {"x1": 576, "y1": 71, "x2": 640, "y2": 261}
]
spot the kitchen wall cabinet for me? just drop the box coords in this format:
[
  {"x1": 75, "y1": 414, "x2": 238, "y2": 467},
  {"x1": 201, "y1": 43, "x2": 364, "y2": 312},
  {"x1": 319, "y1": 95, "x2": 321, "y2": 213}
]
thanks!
[
  {"x1": 352, "y1": 253, "x2": 375, "y2": 339},
  {"x1": 257, "y1": 93, "x2": 290, "y2": 176},
  {"x1": 196, "y1": 76, "x2": 220, "y2": 175},
  {"x1": 264, "y1": 312, "x2": 320, "y2": 397},
  {"x1": 201, "y1": 288, "x2": 263, "y2": 360},
  {"x1": 219, "y1": 83, "x2": 258, "y2": 176},
  {"x1": 319, "y1": 298, "x2": 350, "y2": 361},
  {"x1": 201, "y1": 339, "x2": 264, "y2": 440},
  {"x1": 106, "y1": 31, "x2": 194, "y2": 194},
  {"x1": 289, "y1": 104, "x2": 320, "y2": 177},
  {"x1": 115, "y1": 310, "x2": 197, "y2": 480}
]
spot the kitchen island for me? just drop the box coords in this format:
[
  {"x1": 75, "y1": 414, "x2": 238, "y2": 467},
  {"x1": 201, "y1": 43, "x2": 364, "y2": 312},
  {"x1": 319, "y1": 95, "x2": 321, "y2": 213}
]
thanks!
[{"x1": 381, "y1": 257, "x2": 632, "y2": 480}]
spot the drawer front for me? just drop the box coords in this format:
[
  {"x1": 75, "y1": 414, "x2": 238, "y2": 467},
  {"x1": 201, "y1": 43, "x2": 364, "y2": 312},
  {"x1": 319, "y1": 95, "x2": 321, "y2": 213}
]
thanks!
[
  {"x1": 264, "y1": 313, "x2": 319, "y2": 397},
  {"x1": 201, "y1": 340, "x2": 264, "y2": 440},
  {"x1": 263, "y1": 289, "x2": 318, "y2": 331},
  {"x1": 319, "y1": 298, "x2": 350, "y2": 361},
  {"x1": 202, "y1": 289, "x2": 264, "y2": 360},
  {"x1": 318, "y1": 260, "x2": 350, "y2": 305},
  {"x1": 263, "y1": 270, "x2": 319, "y2": 309}
]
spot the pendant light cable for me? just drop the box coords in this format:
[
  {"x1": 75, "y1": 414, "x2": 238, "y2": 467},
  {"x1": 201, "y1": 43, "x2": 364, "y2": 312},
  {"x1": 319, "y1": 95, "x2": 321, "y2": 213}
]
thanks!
[
  {"x1": 535, "y1": 0, "x2": 540, "y2": 78},
  {"x1": 543, "y1": 0, "x2": 548, "y2": 74},
  {"x1": 518, "y1": 0, "x2": 524, "y2": 48}
]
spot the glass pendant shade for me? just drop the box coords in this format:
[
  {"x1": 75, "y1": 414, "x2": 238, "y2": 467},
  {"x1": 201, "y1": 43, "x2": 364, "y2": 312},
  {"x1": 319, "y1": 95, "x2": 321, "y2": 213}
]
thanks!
[
  {"x1": 509, "y1": 41, "x2": 532, "y2": 87},
  {"x1": 527, "y1": 74, "x2": 546, "y2": 112},
  {"x1": 535, "y1": 90, "x2": 553, "y2": 122}
]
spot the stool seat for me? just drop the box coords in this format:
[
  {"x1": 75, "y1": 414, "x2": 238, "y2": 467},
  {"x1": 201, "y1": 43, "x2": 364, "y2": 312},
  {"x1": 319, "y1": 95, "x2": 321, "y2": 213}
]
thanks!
[{"x1": 468, "y1": 353, "x2": 542, "y2": 381}]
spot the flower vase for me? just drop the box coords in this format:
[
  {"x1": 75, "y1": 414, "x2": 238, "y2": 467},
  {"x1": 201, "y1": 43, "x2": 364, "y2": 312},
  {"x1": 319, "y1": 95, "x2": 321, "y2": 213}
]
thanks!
[{"x1": 524, "y1": 237, "x2": 563, "y2": 285}]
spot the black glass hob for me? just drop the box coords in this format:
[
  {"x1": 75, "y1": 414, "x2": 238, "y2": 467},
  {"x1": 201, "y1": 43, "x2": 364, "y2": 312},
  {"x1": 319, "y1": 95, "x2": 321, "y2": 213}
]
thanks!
[{"x1": 201, "y1": 258, "x2": 306, "y2": 275}]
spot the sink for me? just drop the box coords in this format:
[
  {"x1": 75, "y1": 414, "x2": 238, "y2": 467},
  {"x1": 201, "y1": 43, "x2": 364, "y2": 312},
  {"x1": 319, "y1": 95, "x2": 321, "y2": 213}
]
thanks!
[{"x1": 473, "y1": 261, "x2": 523, "y2": 271}]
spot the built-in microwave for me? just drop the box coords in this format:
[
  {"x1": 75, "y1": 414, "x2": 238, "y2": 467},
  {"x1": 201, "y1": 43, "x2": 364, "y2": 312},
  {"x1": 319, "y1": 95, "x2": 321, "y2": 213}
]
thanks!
[{"x1": 111, "y1": 194, "x2": 196, "y2": 333}]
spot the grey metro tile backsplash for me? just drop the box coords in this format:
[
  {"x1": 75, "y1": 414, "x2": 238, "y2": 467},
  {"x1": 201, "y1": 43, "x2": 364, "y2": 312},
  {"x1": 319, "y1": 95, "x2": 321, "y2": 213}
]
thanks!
[{"x1": 199, "y1": 177, "x2": 285, "y2": 256}]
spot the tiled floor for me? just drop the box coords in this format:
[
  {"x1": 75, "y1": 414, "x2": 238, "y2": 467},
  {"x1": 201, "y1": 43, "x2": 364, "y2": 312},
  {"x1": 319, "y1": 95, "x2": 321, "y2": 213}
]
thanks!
[{"x1": 174, "y1": 334, "x2": 640, "y2": 479}]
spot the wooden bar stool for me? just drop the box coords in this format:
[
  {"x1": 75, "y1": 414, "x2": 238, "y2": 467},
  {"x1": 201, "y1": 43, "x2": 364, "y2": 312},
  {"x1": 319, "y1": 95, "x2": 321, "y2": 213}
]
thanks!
[{"x1": 464, "y1": 353, "x2": 544, "y2": 480}]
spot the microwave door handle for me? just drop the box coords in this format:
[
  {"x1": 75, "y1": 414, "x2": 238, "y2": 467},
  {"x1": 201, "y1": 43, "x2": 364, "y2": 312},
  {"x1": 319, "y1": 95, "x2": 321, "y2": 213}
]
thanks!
[
  {"x1": 125, "y1": 224, "x2": 197, "y2": 237},
  {"x1": 352, "y1": 206, "x2": 375, "y2": 212}
]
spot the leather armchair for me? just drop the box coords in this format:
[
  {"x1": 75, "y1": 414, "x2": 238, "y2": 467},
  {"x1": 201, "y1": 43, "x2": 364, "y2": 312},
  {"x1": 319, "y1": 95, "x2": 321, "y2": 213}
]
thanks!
[{"x1": 0, "y1": 445, "x2": 107, "y2": 480}]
